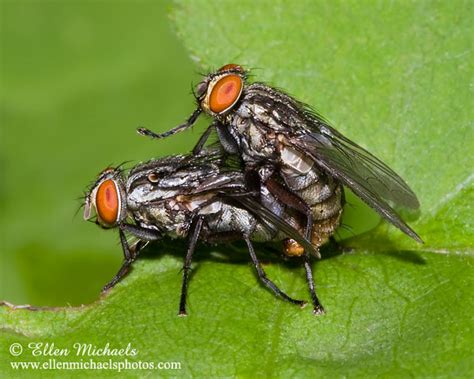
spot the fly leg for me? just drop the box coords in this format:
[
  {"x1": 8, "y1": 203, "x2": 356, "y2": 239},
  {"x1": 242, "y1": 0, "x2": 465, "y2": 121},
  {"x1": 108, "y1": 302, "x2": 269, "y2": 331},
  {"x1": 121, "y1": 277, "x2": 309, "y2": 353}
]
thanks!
[
  {"x1": 137, "y1": 108, "x2": 202, "y2": 139},
  {"x1": 215, "y1": 121, "x2": 239, "y2": 154},
  {"x1": 120, "y1": 223, "x2": 162, "y2": 241},
  {"x1": 102, "y1": 224, "x2": 161, "y2": 292},
  {"x1": 102, "y1": 230, "x2": 140, "y2": 292},
  {"x1": 179, "y1": 216, "x2": 204, "y2": 316},
  {"x1": 244, "y1": 169, "x2": 262, "y2": 195},
  {"x1": 303, "y1": 254, "x2": 325, "y2": 315},
  {"x1": 265, "y1": 176, "x2": 313, "y2": 241},
  {"x1": 192, "y1": 124, "x2": 214, "y2": 155},
  {"x1": 244, "y1": 234, "x2": 306, "y2": 307},
  {"x1": 193, "y1": 120, "x2": 239, "y2": 155}
]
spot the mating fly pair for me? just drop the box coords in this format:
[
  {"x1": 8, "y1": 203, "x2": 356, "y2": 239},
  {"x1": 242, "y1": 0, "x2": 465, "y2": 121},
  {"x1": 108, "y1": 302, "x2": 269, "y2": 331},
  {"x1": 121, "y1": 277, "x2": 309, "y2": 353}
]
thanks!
[{"x1": 85, "y1": 63, "x2": 421, "y2": 315}]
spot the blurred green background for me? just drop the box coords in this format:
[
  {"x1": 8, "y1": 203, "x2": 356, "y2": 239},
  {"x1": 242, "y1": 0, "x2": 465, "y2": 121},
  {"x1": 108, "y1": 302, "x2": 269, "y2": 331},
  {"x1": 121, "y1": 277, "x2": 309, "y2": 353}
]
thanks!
[{"x1": 0, "y1": 0, "x2": 374, "y2": 307}]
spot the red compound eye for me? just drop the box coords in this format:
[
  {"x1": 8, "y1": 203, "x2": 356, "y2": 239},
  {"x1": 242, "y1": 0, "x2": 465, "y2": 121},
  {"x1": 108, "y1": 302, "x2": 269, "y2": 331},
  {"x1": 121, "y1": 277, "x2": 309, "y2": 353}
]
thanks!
[
  {"x1": 96, "y1": 179, "x2": 119, "y2": 226},
  {"x1": 218, "y1": 63, "x2": 244, "y2": 72},
  {"x1": 208, "y1": 74, "x2": 243, "y2": 114}
]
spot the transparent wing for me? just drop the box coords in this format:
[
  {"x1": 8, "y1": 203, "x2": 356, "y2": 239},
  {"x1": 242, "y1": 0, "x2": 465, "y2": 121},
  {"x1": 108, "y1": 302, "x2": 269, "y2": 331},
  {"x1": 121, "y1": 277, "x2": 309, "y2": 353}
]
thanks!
[
  {"x1": 230, "y1": 196, "x2": 320, "y2": 258},
  {"x1": 294, "y1": 122, "x2": 422, "y2": 242},
  {"x1": 189, "y1": 181, "x2": 320, "y2": 256},
  {"x1": 196, "y1": 177, "x2": 320, "y2": 257}
]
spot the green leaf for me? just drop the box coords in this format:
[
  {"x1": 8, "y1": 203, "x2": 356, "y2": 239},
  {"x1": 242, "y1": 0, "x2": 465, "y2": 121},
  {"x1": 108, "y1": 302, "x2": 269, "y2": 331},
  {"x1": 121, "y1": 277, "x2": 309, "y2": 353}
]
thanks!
[
  {"x1": 2, "y1": 0, "x2": 473, "y2": 378},
  {"x1": 2, "y1": 248, "x2": 473, "y2": 377}
]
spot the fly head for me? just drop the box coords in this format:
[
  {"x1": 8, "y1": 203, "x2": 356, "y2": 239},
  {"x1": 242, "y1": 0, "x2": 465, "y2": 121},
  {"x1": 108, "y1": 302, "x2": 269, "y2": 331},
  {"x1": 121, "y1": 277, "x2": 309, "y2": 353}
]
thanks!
[
  {"x1": 197, "y1": 64, "x2": 247, "y2": 116},
  {"x1": 84, "y1": 167, "x2": 127, "y2": 229}
]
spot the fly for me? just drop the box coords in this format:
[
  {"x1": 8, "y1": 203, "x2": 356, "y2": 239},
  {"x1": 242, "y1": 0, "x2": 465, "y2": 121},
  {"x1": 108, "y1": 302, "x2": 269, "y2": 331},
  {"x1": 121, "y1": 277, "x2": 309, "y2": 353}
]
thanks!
[
  {"x1": 138, "y1": 64, "x2": 422, "y2": 249},
  {"x1": 84, "y1": 149, "x2": 328, "y2": 315}
]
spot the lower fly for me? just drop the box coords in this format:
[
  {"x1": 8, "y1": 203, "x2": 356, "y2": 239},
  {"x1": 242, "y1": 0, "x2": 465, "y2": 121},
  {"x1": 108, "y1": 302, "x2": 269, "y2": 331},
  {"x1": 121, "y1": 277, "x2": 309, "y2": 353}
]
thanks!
[{"x1": 84, "y1": 149, "x2": 327, "y2": 315}]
